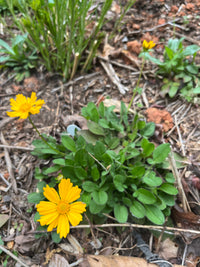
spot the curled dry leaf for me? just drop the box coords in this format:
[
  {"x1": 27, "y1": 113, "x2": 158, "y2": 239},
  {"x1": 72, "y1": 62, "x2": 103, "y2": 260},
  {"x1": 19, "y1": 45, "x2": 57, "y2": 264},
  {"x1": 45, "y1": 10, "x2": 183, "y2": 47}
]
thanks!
[
  {"x1": 146, "y1": 107, "x2": 174, "y2": 132},
  {"x1": 86, "y1": 255, "x2": 184, "y2": 267},
  {"x1": 61, "y1": 114, "x2": 88, "y2": 130},
  {"x1": 48, "y1": 254, "x2": 70, "y2": 267},
  {"x1": 158, "y1": 238, "x2": 178, "y2": 260}
]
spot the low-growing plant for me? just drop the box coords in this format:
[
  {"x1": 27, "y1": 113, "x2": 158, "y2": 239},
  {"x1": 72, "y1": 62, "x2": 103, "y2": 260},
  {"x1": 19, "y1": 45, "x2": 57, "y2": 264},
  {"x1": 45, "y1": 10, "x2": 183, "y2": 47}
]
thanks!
[
  {"x1": 143, "y1": 38, "x2": 200, "y2": 101},
  {"x1": 29, "y1": 101, "x2": 178, "y2": 228},
  {"x1": 6, "y1": 0, "x2": 113, "y2": 80},
  {"x1": 0, "y1": 34, "x2": 38, "y2": 81}
]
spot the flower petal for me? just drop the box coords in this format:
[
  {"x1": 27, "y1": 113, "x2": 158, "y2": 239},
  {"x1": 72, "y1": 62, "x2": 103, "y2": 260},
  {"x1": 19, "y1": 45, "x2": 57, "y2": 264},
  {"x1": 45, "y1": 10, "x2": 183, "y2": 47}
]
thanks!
[
  {"x1": 58, "y1": 179, "x2": 73, "y2": 201},
  {"x1": 47, "y1": 217, "x2": 59, "y2": 232},
  {"x1": 57, "y1": 214, "x2": 70, "y2": 238},
  {"x1": 36, "y1": 201, "x2": 57, "y2": 215},
  {"x1": 43, "y1": 185, "x2": 60, "y2": 204},
  {"x1": 67, "y1": 202, "x2": 86, "y2": 226},
  {"x1": 65, "y1": 185, "x2": 81, "y2": 203},
  {"x1": 38, "y1": 211, "x2": 59, "y2": 226}
]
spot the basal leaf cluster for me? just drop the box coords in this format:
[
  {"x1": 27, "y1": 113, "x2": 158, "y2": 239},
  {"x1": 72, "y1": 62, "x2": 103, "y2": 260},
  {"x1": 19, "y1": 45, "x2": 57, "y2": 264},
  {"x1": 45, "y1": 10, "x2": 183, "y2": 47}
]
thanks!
[{"x1": 30, "y1": 101, "x2": 178, "y2": 225}]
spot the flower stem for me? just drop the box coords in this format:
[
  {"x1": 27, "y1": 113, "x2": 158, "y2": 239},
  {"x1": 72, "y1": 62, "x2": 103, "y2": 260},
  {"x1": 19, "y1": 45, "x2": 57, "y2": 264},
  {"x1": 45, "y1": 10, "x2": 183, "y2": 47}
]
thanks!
[
  {"x1": 128, "y1": 57, "x2": 145, "y2": 111},
  {"x1": 28, "y1": 116, "x2": 65, "y2": 156}
]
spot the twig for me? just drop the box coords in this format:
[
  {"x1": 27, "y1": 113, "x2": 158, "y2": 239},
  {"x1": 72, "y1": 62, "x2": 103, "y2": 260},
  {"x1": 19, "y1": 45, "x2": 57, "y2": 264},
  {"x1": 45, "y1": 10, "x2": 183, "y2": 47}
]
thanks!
[
  {"x1": 0, "y1": 132, "x2": 18, "y2": 194},
  {"x1": 29, "y1": 223, "x2": 200, "y2": 235},
  {"x1": 0, "y1": 117, "x2": 16, "y2": 129},
  {"x1": 170, "y1": 30, "x2": 200, "y2": 45},
  {"x1": 0, "y1": 172, "x2": 11, "y2": 192},
  {"x1": 0, "y1": 144, "x2": 33, "y2": 151},
  {"x1": 51, "y1": 72, "x2": 101, "y2": 93},
  {"x1": 100, "y1": 60, "x2": 129, "y2": 94},
  {"x1": 174, "y1": 115, "x2": 186, "y2": 156},
  {"x1": 0, "y1": 245, "x2": 29, "y2": 267},
  {"x1": 168, "y1": 152, "x2": 190, "y2": 212}
]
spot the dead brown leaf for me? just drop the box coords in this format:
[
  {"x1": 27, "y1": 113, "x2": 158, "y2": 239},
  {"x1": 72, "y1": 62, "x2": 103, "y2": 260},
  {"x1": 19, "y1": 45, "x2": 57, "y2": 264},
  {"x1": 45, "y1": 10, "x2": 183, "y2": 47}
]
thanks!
[
  {"x1": 127, "y1": 40, "x2": 141, "y2": 55},
  {"x1": 86, "y1": 255, "x2": 184, "y2": 267},
  {"x1": 48, "y1": 254, "x2": 70, "y2": 267},
  {"x1": 158, "y1": 238, "x2": 178, "y2": 260}
]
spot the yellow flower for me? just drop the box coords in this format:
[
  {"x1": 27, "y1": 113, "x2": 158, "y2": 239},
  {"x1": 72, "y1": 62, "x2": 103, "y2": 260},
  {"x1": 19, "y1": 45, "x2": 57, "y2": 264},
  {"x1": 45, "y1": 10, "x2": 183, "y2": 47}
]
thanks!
[
  {"x1": 36, "y1": 179, "x2": 86, "y2": 238},
  {"x1": 142, "y1": 40, "x2": 156, "y2": 50},
  {"x1": 7, "y1": 92, "x2": 45, "y2": 119}
]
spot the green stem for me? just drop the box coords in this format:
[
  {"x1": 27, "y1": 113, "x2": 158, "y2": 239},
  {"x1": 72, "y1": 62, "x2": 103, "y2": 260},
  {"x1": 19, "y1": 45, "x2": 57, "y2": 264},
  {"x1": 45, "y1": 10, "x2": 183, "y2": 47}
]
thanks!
[
  {"x1": 28, "y1": 116, "x2": 65, "y2": 156},
  {"x1": 128, "y1": 57, "x2": 145, "y2": 111}
]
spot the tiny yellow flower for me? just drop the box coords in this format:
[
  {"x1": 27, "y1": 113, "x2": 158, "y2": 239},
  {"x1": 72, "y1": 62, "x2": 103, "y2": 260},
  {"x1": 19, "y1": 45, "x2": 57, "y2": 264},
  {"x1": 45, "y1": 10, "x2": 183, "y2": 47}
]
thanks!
[
  {"x1": 7, "y1": 92, "x2": 45, "y2": 119},
  {"x1": 142, "y1": 40, "x2": 156, "y2": 50},
  {"x1": 36, "y1": 178, "x2": 86, "y2": 239}
]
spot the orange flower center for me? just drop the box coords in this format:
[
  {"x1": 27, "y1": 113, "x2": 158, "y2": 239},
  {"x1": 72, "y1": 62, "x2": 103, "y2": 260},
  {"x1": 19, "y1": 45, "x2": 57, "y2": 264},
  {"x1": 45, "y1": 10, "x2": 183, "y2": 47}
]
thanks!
[
  {"x1": 57, "y1": 200, "x2": 70, "y2": 214},
  {"x1": 20, "y1": 103, "x2": 32, "y2": 112}
]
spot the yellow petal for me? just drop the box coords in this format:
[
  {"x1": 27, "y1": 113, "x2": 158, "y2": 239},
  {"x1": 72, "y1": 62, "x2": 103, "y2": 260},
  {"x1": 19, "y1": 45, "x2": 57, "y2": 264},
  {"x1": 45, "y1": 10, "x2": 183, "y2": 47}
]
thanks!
[
  {"x1": 65, "y1": 186, "x2": 81, "y2": 203},
  {"x1": 47, "y1": 217, "x2": 59, "y2": 232},
  {"x1": 58, "y1": 179, "x2": 73, "y2": 201},
  {"x1": 68, "y1": 212, "x2": 83, "y2": 226},
  {"x1": 43, "y1": 185, "x2": 60, "y2": 204},
  {"x1": 36, "y1": 201, "x2": 57, "y2": 215},
  {"x1": 38, "y1": 212, "x2": 59, "y2": 226},
  {"x1": 70, "y1": 202, "x2": 86, "y2": 213},
  {"x1": 57, "y1": 214, "x2": 70, "y2": 238}
]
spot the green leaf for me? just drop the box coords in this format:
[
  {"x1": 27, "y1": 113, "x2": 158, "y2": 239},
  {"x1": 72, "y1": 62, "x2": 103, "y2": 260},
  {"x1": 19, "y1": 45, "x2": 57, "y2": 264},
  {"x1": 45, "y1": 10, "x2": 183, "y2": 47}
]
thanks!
[
  {"x1": 87, "y1": 120, "x2": 105, "y2": 136},
  {"x1": 51, "y1": 232, "x2": 62, "y2": 243},
  {"x1": 74, "y1": 166, "x2": 87, "y2": 180},
  {"x1": 53, "y1": 158, "x2": 65, "y2": 165},
  {"x1": 130, "y1": 201, "x2": 146, "y2": 219},
  {"x1": 81, "y1": 192, "x2": 91, "y2": 205},
  {"x1": 193, "y1": 87, "x2": 200, "y2": 94},
  {"x1": 159, "y1": 183, "x2": 178, "y2": 195},
  {"x1": 186, "y1": 64, "x2": 199, "y2": 74},
  {"x1": 0, "y1": 214, "x2": 9, "y2": 229},
  {"x1": 169, "y1": 82, "x2": 180, "y2": 97},
  {"x1": 140, "y1": 122, "x2": 155, "y2": 137},
  {"x1": 61, "y1": 135, "x2": 76, "y2": 152},
  {"x1": 0, "y1": 235, "x2": 4, "y2": 254},
  {"x1": 165, "y1": 173, "x2": 175, "y2": 183},
  {"x1": 82, "y1": 181, "x2": 99, "y2": 192},
  {"x1": 182, "y1": 45, "x2": 200, "y2": 56},
  {"x1": 27, "y1": 192, "x2": 44, "y2": 204},
  {"x1": 77, "y1": 130, "x2": 99, "y2": 144},
  {"x1": 134, "y1": 189, "x2": 156, "y2": 204},
  {"x1": 158, "y1": 192, "x2": 175, "y2": 206},
  {"x1": 145, "y1": 205, "x2": 165, "y2": 225},
  {"x1": 130, "y1": 166, "x2": 145, "y2": 178},
  {"x1": 91, "y1": 165, "x2": 100, "y2": 181},
  {"x1": 114, "y1": 204, "x2": 128, "y2": 223},
  {"x1": 89, "y1": 200, "x2": 105, "y2": 214},
  {"x1": 153, "y1": 143, "x2": 171, "y2": 164},
  {"x1": 92, "y1": 190, "x2": 108, "y2": 205},
  {"x1": 43, "y1": 165, "x2": 61, "y2": 174},
  {"x1": 141, "y1": 138, "x2": 155, "y2": 157},
  {"x1": 37, "y1": 181, "x2": 46, "y2": 193},
  {"x1": 113, "y1": 174, "x2": 126, "y2": 192},
  {"x1": 143, "y1": 171, "x2": 162, "y2": 187}
]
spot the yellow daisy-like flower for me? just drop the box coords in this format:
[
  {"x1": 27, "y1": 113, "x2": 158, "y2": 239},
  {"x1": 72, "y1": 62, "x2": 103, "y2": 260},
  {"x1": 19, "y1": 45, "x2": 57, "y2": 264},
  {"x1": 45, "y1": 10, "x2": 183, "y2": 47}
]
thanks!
[
  {"x1": 142, "y1": 40, "x2": 156, "y2": 50},
  {"x1": 7, "y1": 92, "x2": 45, "y2": 119},
  {"x1": 36, "y1": 179, "x2": 86, "y2": 239}
]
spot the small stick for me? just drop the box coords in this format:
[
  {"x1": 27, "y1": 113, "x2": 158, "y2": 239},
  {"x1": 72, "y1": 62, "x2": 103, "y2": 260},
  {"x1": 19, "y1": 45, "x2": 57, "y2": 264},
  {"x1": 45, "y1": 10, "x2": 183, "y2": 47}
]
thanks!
[
  {"x1": 168, "y1": 152, "x2": 190, "y2": 212},
  {"x1": 0, "y1": 132, "x2": 18, "y2": 194},
  {"x1": 0, "y1": 144, "x2": 33, "y2": 151},
  {"x1": 0, "y1": 245, "x2": 29, "y2": 267},
  {"x1": 100, "y1": 60, "x2": 129, "y2": 94},
  {"x1": 174, "y1": 115, "x2": 186, "y2": 156}
]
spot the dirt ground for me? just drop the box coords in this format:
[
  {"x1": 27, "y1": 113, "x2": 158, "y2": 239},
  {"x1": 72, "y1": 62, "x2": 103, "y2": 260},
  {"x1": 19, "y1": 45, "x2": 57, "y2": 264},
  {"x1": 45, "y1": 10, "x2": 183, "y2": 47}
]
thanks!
[{"x1": 0, "y1": 0, "x2": 200, "y2": 266}]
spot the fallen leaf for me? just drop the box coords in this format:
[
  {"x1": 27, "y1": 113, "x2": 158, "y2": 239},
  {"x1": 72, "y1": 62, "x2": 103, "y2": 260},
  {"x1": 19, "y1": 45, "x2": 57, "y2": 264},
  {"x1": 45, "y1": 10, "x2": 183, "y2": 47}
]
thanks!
[
  {"x1": 86, "y1": 255, "x2": 184, "y2": 267},
  {"x1": 48, "y1": 254, "x2": 70, "y2": 267},
  {"x1": 127, "y1": 40, "x2": 141, "y2": 55},
  {"x1": 159, "y1": 238, "x2": 178, "y2": 260},
  {"x1": 0, "y1": 214, "x2": 9, "y2": 228}
]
